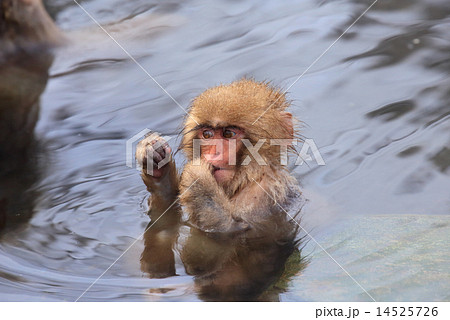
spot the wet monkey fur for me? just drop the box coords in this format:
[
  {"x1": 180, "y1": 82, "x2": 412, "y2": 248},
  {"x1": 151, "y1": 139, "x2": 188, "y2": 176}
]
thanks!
[{"x1": 136, "y1": 79, "x2": 302, "y2": 234}]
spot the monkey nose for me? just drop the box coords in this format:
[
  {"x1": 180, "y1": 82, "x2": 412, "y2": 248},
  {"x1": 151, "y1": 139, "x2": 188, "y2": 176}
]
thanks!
[
  {"x1": 204, "y1": 152, "x2": 225, "y2": 163},
  {"x1": 208, "y1": 153, "x2": 223, "y2": 160}
]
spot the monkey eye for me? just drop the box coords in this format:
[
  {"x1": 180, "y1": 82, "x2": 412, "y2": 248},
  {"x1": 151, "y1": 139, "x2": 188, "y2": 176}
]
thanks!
[
  {"x1": 223, "y1": 129, "x2": 236, "y2": 139},
  {"x1": 202, "y1": 130, "x2": 214, "y2": 139}
]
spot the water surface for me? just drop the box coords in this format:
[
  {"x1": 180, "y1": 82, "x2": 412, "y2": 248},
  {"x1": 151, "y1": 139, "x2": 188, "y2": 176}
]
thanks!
[{"x1": 0, "y1": 0, "x2": 449, "y2": 301}]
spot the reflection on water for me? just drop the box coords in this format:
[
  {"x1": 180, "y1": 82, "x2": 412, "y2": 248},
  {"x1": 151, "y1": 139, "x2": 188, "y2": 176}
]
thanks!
[
  {"x1": 141, "y1": 199, "x2": 306, "y2": 301},
  {"x1": 0, "y1": 0, "x2": 449, "y2": 301}
]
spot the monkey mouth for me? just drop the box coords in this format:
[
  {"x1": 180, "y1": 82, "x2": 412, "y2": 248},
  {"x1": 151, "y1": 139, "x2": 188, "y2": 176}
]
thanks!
[
  {"x1": 212, "y1": 165, "x2": 224, "y2": 172},
  {"x1": 211, "y1": 165, "x2": 232, "y2": 178},
  {"x1": 211, "y1": 165, "x2": 232, "y2": 183}
]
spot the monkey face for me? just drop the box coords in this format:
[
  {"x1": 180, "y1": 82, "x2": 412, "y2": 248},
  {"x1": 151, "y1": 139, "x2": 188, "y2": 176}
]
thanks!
[
  {"x1": 182, "y1": 79, "x2": 296, "y2": 171},
  {"x1": 196, "y1": 126, "x2": 244, "y2": 185}
]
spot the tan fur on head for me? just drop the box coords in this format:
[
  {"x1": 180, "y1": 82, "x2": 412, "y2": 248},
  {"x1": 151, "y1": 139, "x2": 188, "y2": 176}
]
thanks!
[{"x1": 181, "y1": 79, "x2": 298, "y2": 167}]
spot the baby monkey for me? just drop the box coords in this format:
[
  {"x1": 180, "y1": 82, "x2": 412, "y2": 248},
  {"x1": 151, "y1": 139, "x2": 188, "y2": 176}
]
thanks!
[{"x1": 136, "y1": 79, "x2": 301, "y2": 234}]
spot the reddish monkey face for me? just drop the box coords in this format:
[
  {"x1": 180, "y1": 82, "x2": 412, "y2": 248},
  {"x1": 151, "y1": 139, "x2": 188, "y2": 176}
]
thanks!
[{"x1": 197, "y1": 126, "x2": 244, "y2": 184}]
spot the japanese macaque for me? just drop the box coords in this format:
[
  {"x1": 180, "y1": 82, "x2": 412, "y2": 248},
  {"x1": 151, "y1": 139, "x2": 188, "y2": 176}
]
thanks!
[
  {"x1": 137, "y1": 79, "x2": 306, "y2": 300},
  {"x1": 1, "y1": 0, "x2": 63, "y2": 232},
  {"x1": 136, "y1": 79, "x2": 302, "y2": 234},
  {"x1": 1, "y1": 0, "x2": 64, "y2": 170}
]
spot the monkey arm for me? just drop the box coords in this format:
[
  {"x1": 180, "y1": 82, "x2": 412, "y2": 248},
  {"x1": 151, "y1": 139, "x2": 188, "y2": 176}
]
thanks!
[
  {"x1": 141, "y1": 210, "x2": 179, "y2": 278},
  {"x1": 141, "y1": 177, "x2": 181, "y2": 278},
  {"x1": 140, "y1": 162, "x2": 181, "y2": 278},
  {"x1": 141, "y1": 159, "x2": 179, "y2": 214}
]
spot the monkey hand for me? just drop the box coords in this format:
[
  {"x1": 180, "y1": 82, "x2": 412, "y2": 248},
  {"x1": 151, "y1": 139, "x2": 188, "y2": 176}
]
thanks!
[
  {"x1": 136, "y1": 132, "x2": 172, "y2": 179},
  {"x1": 180, "y1": 160, "x2": 217, "y2": 192},
  {"x1": 180, "y1": 161, "x2": 250, "y2": 234}
]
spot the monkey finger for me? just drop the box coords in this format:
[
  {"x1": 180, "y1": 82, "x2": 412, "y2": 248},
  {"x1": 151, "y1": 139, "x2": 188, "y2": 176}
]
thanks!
[
  {"x1": 141, "y1": 156, "x2": 147, "y2": 167},
  {"x1": 150, "y1": 138, "x2": 166, "y2": 150},
  {"x1": 163, "y1": 144, "x2": 172, "y2": 156},
  {"x1": 135, "y1": 147, "x2": 147, "y2": 166},
  {"x1": 154, "y1": 145, "x2": 167, "y2": 160},
  {"x1": 149, "y1": 136, "x2": 166, "y2": 146},
  {"x1": 147, "y1": 146, "x2": 163, "y2": 163},
  {"x1": 156, "y1": 142, "x2": 171, "y2": 159},
  {"x1": 153, "y1": 152, "x2": 163, "y2": 164}
]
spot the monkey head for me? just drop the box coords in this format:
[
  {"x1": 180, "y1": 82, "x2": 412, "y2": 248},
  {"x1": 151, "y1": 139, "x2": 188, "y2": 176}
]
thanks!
[{"x1": 181, "y1": 79, "x2": 297, "y2": 188}]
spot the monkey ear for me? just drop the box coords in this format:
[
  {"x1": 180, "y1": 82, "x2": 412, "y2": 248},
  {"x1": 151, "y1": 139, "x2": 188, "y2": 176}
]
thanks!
[{"x1": 281, "y1": 112, "x2": 294, "y2": 137}]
